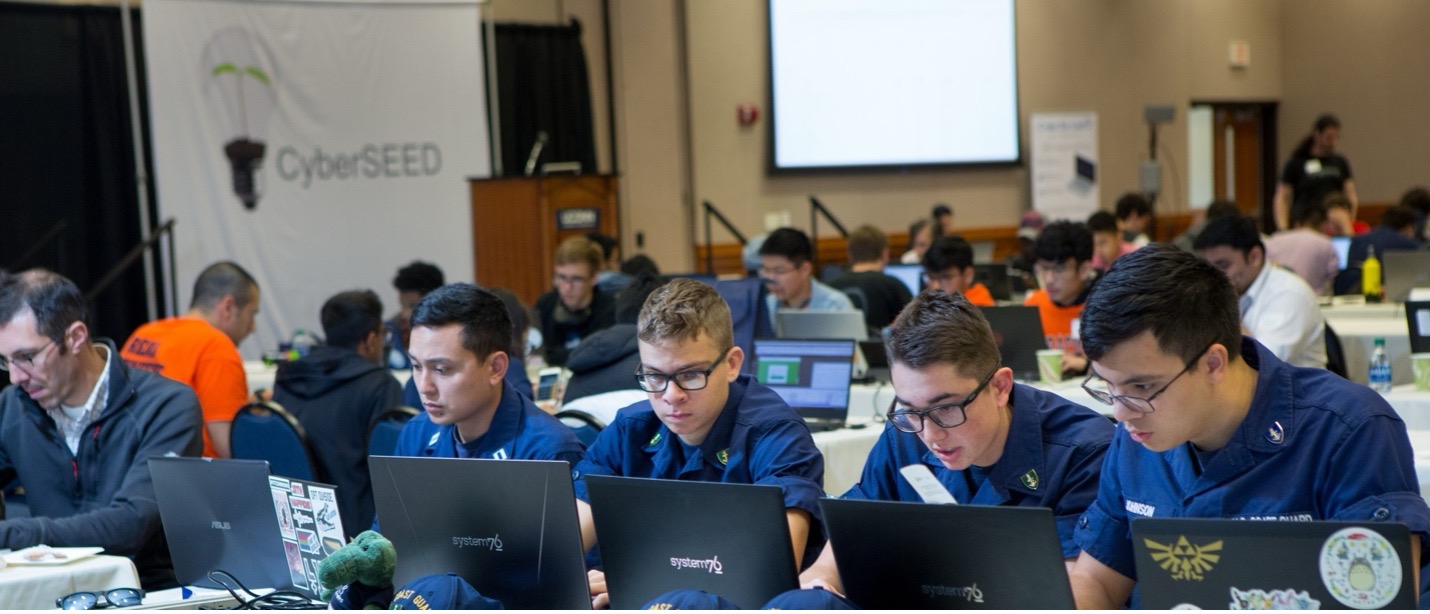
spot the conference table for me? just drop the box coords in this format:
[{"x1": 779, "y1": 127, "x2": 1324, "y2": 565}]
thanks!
[
  {"x1": 1320, "y1": 300, "x2": 1414, "y2": 385},
  {"x1": 0, "y1": 553, "x2": 140, "y2": 610},
  {"x1": 244, "y1": 361, "x2": 410, "y2": 395}
]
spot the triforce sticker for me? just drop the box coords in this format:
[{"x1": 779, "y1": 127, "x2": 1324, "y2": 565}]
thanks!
[
  {"x1": 1319, "y1": 526, "x2": 1401, "y2": 609},
  {"x1": 1145, "y1": 536, "x2": 1223, "y2": 581},
  {"x1": 1228, "y1": 587, "x2": 1320, "y2": 610}
]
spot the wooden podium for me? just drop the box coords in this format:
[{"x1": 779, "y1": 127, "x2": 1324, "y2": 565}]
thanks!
[{"x1": 469, "y1": 175, "x2": 619, "y2": 305}]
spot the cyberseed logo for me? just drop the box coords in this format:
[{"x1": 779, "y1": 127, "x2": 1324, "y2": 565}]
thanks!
[
  {"x1": 201, "y1": 28, "x2": 277, "y2": 211},
  {"x1": 669, "y1": 555, "x2": 722, "y2": 574},
  {"x1": 1145, "y1": 535, "x2": 1223, "y2": 581}
]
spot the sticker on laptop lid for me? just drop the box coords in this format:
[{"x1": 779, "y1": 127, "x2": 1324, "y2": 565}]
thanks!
[
  {"x1": 1319, "y1": 526, "x2": 1401, "y2": 609},
  {"x1": 1228, "y1": 587, "x2": 1320, "y2": 610},
  {"x1": 899, "y1": 464, "x2": 957, "y2": 505}
]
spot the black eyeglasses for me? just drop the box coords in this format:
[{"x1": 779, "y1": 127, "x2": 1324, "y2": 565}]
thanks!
[
  {"x1": 0, "y1": 339, "x2": 56, "y2": 372},
  {"x1": 1081, "y1": 345, "x2": 1210, "y2": 414},
  {"x1": 634, "y1": 348, "x2": 733, "y2": 393},
  {"x1": 57, "y1": 588, "x2": 144, "y2": 610},
  {"x1": 886, "y1": 370, "x2": 997, "y2": 433}
]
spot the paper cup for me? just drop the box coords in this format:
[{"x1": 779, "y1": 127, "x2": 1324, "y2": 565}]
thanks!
[
  {"x1": 1413, "y1": 353, "x2": 1430, "y2": 391},
  {"x1": 1036, "y1": 349, "x2": 1064, "y2": 384}
]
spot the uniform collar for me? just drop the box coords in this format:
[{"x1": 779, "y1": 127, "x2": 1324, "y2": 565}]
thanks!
[
  {"x1": 920, "y1": 382, "x2": 1048, "y2": 501},
  {"x1": 643, "y1": 376, "x2": 749, "y2": 469},
  {"x1": 1234, "y1": 336, "x2": 1295, "y2": 454},
  {"x1": 455, "y1": 381, "x2": 523, "y2": 457}
]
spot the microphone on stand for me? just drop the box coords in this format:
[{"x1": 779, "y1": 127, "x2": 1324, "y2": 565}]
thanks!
[{"x1": 524, "y1": 131, "x2": 549, "y2": 177}]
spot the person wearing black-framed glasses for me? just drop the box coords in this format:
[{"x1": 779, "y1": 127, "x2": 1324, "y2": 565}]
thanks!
[
  {"x1": 0, "y1": 269, "x2": 204, "y2": 589},
  {"x1": 794, "y1": 290, "x2": 1113, "y2": 604},
  {"x1": 571, "y1": 279, "x2": 824, "y2": 609},
  {"x1": 1067, "y1": 244, "x2": 1430, "y2": 609}
]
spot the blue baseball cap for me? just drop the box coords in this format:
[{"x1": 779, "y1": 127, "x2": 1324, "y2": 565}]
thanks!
[{"x1": 390, "y1": 573, "x2": 504, "y2": 610}]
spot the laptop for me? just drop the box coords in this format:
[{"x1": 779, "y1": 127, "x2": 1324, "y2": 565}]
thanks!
[
  {"x1": 1132, "y1": 518, "x2": 1416, "y2": 610},
  {"x1": 1406, "y1": 300, "x2": 1430, "y2": 354},
  {"x1": 752, "y1": 338, "x2": 855, "y2": 432},
  {"x1": 820, "y1": 498, "x2": 1075, "y2": 609},
  {"x1": 774, "y1": 309, "x2": 871, "y2": 378},
  {"x1": 1331, "y1": 236, "x2": 1352, "y2": 270},
  {"x1": 978, "y1": 305, "x2": 1047, "y2": 382},
  {"x1": 1382, "y1": 250, "x2": 1430, "y2": 303},
  {"x1": 883, "y1": 263, "x2": 924, "y2": 297},
  {"x1": 584, "y1": 476, "x2": 798, "y2": 609},
  {"x1": 368, "y1": 456, "x2": 590, "y2": 610},
  {"x1": 972, "y1": 264, "x2": 1014, "y2": 301},
  {"x1": 150, "y1": 457, "x2": 346, "y2": 599}
]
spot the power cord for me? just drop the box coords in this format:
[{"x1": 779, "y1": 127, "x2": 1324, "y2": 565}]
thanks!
[{"x1": 206, "y1": 570, "x2": 327, "y2": 610}]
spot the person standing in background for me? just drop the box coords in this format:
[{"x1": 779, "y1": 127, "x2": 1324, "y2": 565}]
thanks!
[{"x1": 1274, "y1": 114, "x2": 1357, "y2": 231}]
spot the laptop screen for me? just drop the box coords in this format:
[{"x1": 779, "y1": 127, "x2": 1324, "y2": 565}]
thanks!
[
  {"x1": 883, "y1": 264, "x2": 923, "y2": 296},
  {"x1": 368, "y1": 456, "x2": 591, "y2": 610},
  {"x1": 150, "y1": 458, "x2": 345, "y2": 599},
  {"x1": 978, "y1": 305, "x2": 1047, "y2": 382},
  {"x1": 1132, "y1": 518, "x2": 1416, "y2": 610},
  {"x1": 821, "y1": 499, "x2": 1075, "y2": 609},
  {"x1": 752, "y1": 338, "x2": 854, "y2": 424},
  {"x1": 1330, "y1": 236, "x2": 1351, "y2": 270},
  {"x1": 585, "y1": 476, "x2": 798, "y2": 609}
]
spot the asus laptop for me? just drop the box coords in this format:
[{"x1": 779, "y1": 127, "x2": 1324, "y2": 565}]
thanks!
[
  {"x1": 821, "y1": 498, "x2": 1075, "y2": 609},
  {"x1": 1382, "y1": 250, "x2": 1430, "y2": 303},
  {"x1": 150, "y1": 457, "x2": 347, "y2": 599},
  {"x1": 368, "y1": 456, "x2": 591, "y2": 610},
  {"x1": 585, "y1": 476, "x2": 799, "y2": 609},
  {"x1": 978, "y1": 305, "x2": 1047, "y2": 382},
  {"x1": 752, "y1": 338, "x2": 855, "y2": 432},
  {"x1": 1132, "y1": 517, "x2": 1416, "y2": 610}
]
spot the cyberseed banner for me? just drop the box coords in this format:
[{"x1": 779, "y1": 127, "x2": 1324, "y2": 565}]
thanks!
[{"x1": 144, "y1": 0, "x2": 490, "y2": 357}]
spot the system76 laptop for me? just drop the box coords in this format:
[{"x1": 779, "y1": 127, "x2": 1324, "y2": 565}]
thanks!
[
  {"x1": 820, "y1": 498, "x2": 1075, "y2": 609},
  {"x1": 752, "y1": 338, "x2": 855, "y2": 432},
  {"x1": 978, "y1": 305, "x2": 1047, "y2": 382},
  {"x1": 150, "y1": 457, "x2": 347, "y2": 599},
  {"x1": 1132, "y1": 518, "x2": 1416, "y2": 610},
  {"x1": 368, "y1": 456, "x2": 591, "y2": 610},
  {"x1": 585, "y1": 476, "x2": 799, "y2": 609}
]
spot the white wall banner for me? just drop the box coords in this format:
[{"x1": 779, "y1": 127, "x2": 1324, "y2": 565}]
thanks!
[
  {"x1": 1029, "y1": 112, "x2": 1099, "y2": 223},
  {"x1": 144, "y1": 0, "x2": 490, "y2": 358}
]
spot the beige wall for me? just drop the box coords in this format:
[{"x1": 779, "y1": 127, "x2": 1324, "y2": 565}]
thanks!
[
  {"x1": 610, "y1": 0, "x2": 1288, "y2": 271},
  {"x1": 529, "y1": 0, "x2": 1426, "y2": 271},
  {"x1": 1282, "y1": 0, "x2": 1430, "y2": 204}
]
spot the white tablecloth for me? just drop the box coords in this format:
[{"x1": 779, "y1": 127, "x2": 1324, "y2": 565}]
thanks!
[
  {"x1": 0, "y1": 554, "x2": 140, "y2": 610},
  {"x1": 244, "y1": 361, "x2": 410, "y2": 395},
  {"x1": 1322, "y1": 315, "x2": 1412, "y2": 385}
]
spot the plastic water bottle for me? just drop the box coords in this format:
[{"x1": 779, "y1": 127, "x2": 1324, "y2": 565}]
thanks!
[
  {"x1": 1369, "y1": 337, "x2": 1392, "y2": 393},
  {"x1": 291, "y1": 329, "x2": 320, "y2": 358}
]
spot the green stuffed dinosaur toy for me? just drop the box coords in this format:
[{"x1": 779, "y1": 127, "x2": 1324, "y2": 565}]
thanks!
[{"x1": 318, "y1": 530, "x2": 397, "y2": 609}]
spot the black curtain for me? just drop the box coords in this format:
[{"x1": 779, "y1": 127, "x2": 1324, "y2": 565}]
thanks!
[
  {"x1": 0, "y1": 2, "x2": 157, "y2": 341},
  {"x1": 494, "y1": 20, "x2": 597, "y2": 177}
]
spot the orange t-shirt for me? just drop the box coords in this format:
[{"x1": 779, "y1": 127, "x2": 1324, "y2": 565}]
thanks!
[
  {"x1": 121, "y1": 317, "x2": 248, "y2": 457},
  {"x1": 962, "y1": 283, "x2": 996, "y2": 307},
  {"x1": 1023, "y1": 290, "x2": 1084, "y2": 352}
]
